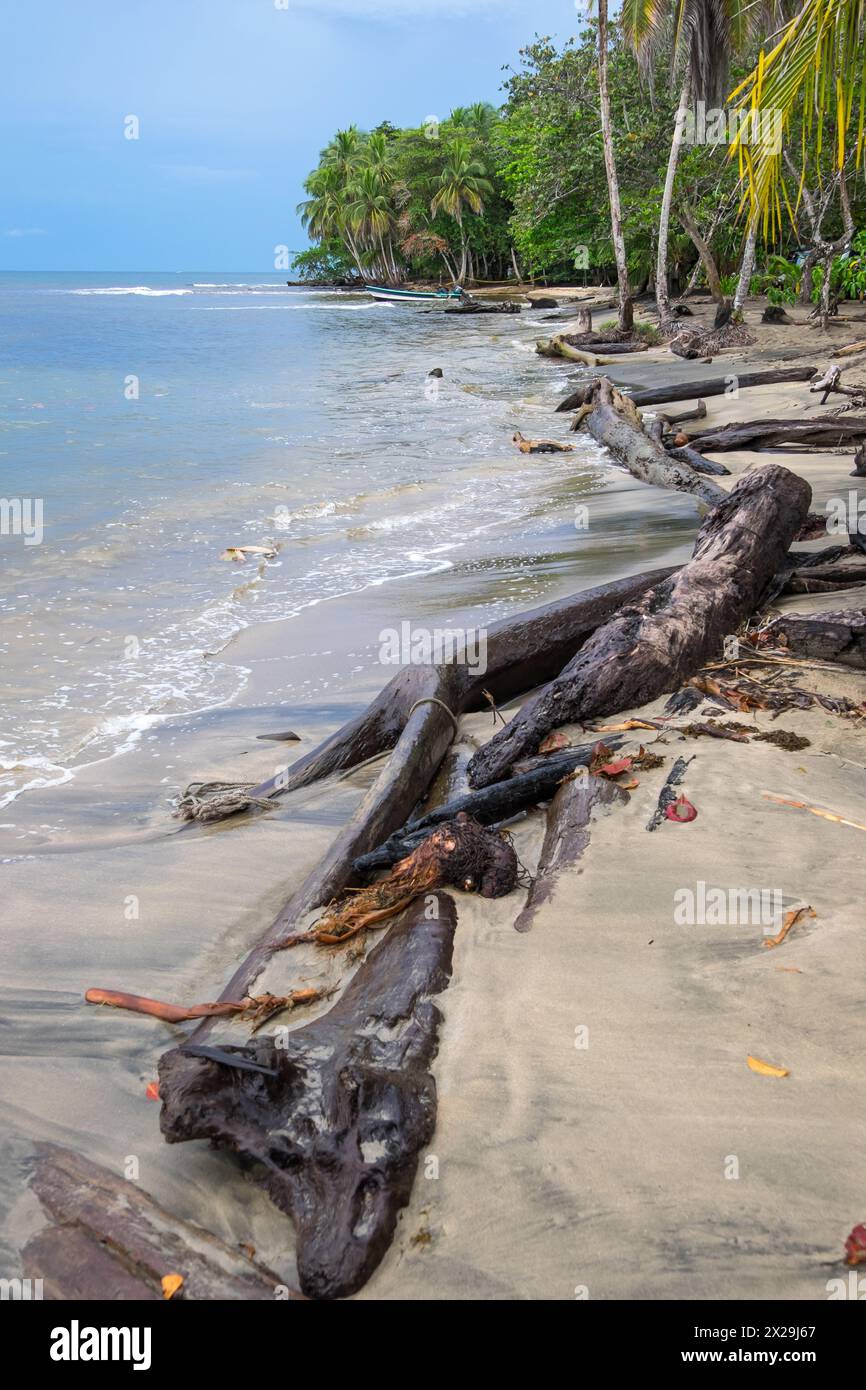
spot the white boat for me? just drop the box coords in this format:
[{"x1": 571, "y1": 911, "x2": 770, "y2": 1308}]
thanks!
[{"x1": 364, "y1": 283, "x2": 464, "y2": 303}]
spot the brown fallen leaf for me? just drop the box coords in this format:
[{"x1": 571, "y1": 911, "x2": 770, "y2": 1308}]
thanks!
[
  {"x1": 161, "y1": 1274, "x2": 184, "y2": 1300},
  {"x1": 747, "y1": 1055, "x2": 789, "y2": 1078},
  {"x1": 590, "y1": 719, "x2": 660, "y2": 733},
  {"x1": 762, "y1": 904, "x2": 814, "y2": 950},
  {"x1": 538, "y1": 732, "x2": 571, "y2": 755}
]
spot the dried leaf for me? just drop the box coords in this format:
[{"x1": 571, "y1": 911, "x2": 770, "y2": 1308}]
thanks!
[
  {"x1": 763, "y1": 792, "x2": 866, "y2": 834},
  {"x1": 538, "y1": 732, "x2": 570, "y2": 755},
  {"x1": 145, "y1": 1081, "x2": 160, "y2": 1101},
  {"x1": 762, "y1": 905, "x2": 813, "y2": 950},
  {"x1": 591, "y1": 719, "x2": 659, "y2": 733},
  {"x1": 161, "y1": 1274, "x2": 184, "y2": 1300},
  {"x1": 598, "y1": 756, "x2": 633, "y2": 777},
  {"x1": 665, "y1": 794, "x2": 697, "y2": 823},
  {"x1": 747, "y1": 1055, "x2": 789, "y2": 1078},
  {"x1": 845, "y1": 1224, "x2": 866, "y2": 1266}
]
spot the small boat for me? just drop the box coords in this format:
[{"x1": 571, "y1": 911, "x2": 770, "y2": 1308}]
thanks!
[{"x1": 364, "y1": 284, "x2": 464, "y2": 303}]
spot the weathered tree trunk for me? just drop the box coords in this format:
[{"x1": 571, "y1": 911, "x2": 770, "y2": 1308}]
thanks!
[
  {"x1": 597, "y1": 0, "x2": 632, "y2": 332},
  {"x1": 159, "y1": 895, "x2": 457, "y2": 1301},
  {"x1": 760, "y1": 609, "x2": 866, "y2": 668},
  {"x1": 23, "y1": 1144, "x2": 296, "y2": 1300},
  {"x1": 466, "y1": 464, "x2": 811, "y2": 787},
  {"x1": 688, "y1": 417, "x2": 866, "y2": 452},
  {"x1": 581, "y1": 377, "x2": 728, "y2": 507},
  {"x1": 556, "y1": 366, "x2": 818, "y2": 414},
  {"x1": 733, "y1": 215, "x2": 758, "y2": 313},
  {"x1": 679, "y1": 202, "x2": 726, "y2": 306},
  {"x1": 654, "y1": 77, "x2": 691, "y2": 329}
]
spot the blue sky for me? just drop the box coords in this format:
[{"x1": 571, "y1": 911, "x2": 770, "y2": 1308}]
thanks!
[{"x1": 0, "y1": 0, "x2": 587, "y2": 271}]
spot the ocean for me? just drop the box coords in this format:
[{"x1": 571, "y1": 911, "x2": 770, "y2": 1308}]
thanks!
[{"x1": 0, "y1": 271, "x2": 697, "y2": 820}]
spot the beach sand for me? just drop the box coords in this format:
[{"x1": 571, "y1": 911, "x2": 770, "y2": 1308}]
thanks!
[{"x1": 3, "y1": 294, "x2": 865, "y2": 1299}]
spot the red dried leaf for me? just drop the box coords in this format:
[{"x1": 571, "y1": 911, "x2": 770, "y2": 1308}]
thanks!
[
  {"x1": 845, "y1": 1223, "x2": 866, "y2": 1266},
  {"x1": 538, "y1": 732, "x2": 570, "y2": 755},
  {"x1": 145, "y1": 1081, "x2": 160, "y2": 1101},
  {"x1": 599, "y1": 757, "x2": 633, "y2": 777},
  {"x1": 665, "y1": 794, "x2": 697, "y2": 823}
]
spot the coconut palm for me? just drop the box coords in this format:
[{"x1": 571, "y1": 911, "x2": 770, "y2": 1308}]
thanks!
[
  {"x1": 346, "y1": 166, "x2": 401, "y2": 283},
  {"x1": 730, "y1": 1, "x2": 866, "y2": 230},
  {"x1": 430, "y1": 139, "x2": 494, "y2": 283},
  {"x1": 595, "y1": 0, "x2": 633, "y2": 330}
]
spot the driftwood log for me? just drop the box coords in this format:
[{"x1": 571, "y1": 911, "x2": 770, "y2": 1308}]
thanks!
[
  {"x1": 688, "y1": 416, "x2": 866, "y2": 452},
  {"x1": 667, "y1": 444, "x2": 731, "y2": 477},
  {"x1": 760, "y1": 609, "x2": 866, "y2": 668},
  {"x1": 23, "y1": 1144, "x2": 296, "y2": 1300},
  {"x1": 580, "y1": 377, "x2": 727, "y2": 507},
  {"x1": 512, "y1": 773, "x2": 628, "y2": 932},
  {"x1": 159, "y1": 894, "x2": 456, "y2": 1301},
  {"x1": 556, "y1": 366, "x2": 818, "y2": 414},
  {"x1": 352, "y1": 740, "x2": 623, "y2": 873},
  {"x1": 466, "y1": 464, "x2": 811, "y2": 787},
  {"x1": 179, "y1": 568, "x2": 676, "y2": 822}
]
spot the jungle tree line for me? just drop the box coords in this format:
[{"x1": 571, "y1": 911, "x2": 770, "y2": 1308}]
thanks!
[{"x1": 294, "y1": 2, "x2": 866, "y2": 324}]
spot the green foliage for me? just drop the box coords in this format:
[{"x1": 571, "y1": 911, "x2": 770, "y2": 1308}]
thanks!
[
  {"x1": 290, "y1": 242, "x2": 357, "y2": 282},
  {"x1": 834, "y1": 230, "x2": 866, "y2": 300}
]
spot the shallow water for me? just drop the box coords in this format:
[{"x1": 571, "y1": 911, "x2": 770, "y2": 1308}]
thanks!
[{"x1": 0, "y1": 272, "x2": 696, "y2": 818}]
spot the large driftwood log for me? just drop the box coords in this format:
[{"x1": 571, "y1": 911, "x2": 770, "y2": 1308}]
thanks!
[
  {"x1": 189, "y1": 568, "x2": 676, "y2": 818},
  {"x1": 688, "y1": 416, "x2": 866, "y2": 452},
  {"x1": 556, "y1": 366, "x2": 818, "y2": 414},
  {"x1": 512, "y1": 773, "x2": 628, "y2": 932},
  {"x1": 22, "y1": 1143, "x2": 296, "y2": 1300},
  {"x1": 466, "y1": 464, "x2": 811, "y2": 787},
  {"x1": 351, "y1": 739, "x2": 623, "y2": 873},
  {"x1": 761, "y1": 609, "x2": 866, "y2": 667},
  {"x1": 159, "y1": 894, "x2": 456, "y2": 1301},
  {"x1": 580, "y1": 377, "x2": 728, "y2": 507}
]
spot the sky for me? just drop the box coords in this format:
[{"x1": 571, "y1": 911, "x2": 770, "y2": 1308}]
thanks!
[{"x1": 0, "y1": 0, "x2": 590, "y2": 271}]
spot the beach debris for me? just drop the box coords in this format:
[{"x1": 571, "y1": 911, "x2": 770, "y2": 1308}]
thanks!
[
  {"x1": 22, "y1": 1144, "x2": 296, "y2": 1301},
  {"x1": 256, "y1": 729, "x2": 301, "y2": 742},
  {"x1": 86, "y1": 986, "x2": 332, "y2": 1026},
  {"x1": 762, "y1": 791, "x2": 866, "y2": 834},
  {"x1": 557, "y1": 365, "x2": 819, "y2": 415},
  {"x1": 761, "y1": 905, "x2": 814, "y2": 950},
  {"x1": 467, "y1": 463, "x2": 811, "y2": 789},
  {"x1": 513, "y1": 774, "x2": 629, "y2": 932},
  {"x1": 590, "y1": 718, "x2": 660, "y2": 733},
  {"x1": 665, "y1": 794, "x2": 697, "y2": 822},
  {"x1": 180, "y1": 1044, "x2": 278, "y2": 1075},
  {"x1": 680, "y1": 720, "x2": 749, "y2": 742},
  {"x1": 512, "y1": 431, "x2": 575, "y2": 454},
  {"x1": 632, "y1": 745, "x2": 665, "y2": 770},
  {"x1": 665, "y1": 685, "x2": 707, "y2": 715},
  {"x1": 173, "y1": 779, "x2": 275, "y2": 821},
  {"x1": 845, "y1": 1224, "x2": 866, "y2": 1266},
  {"x1": 158, "y1": 896, "x2": 457, "y2": 1301},
  {"x1": 428, "y1": 367, "x2": 443, "y2": 378},
  {"x1": 753, "y1": 729, "x2": 811, "y2": 751},
  {"x1": 755, "y1": 610, "x2": 866, "y2": 671},
  {"x1": 747, "y1": 1055, "x2": 789, "y2": 1078},
  {"x1": 287, "y1": 815, "x2": 517, "y2": 948},
  {"x1": 647, "y1": 756, "x2": 695, "y2": 831},
  {"x1": 220, "y1": 544, "x2": 277, "y2": 562},
  {"x1": 145, "y1": 1081, "x2": 160, "y2": 1101},
  {"x1": 538, "y1": 731, "x2": 571, "y2": 754}
]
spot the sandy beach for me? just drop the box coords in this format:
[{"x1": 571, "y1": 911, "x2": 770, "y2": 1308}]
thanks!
[{"x1": 3, "y1": 288, "x2": 866, "y2": 1303}]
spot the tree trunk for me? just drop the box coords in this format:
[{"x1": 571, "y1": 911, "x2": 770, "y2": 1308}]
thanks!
[
  {"x1": 597, "y1": 0, "x2": 632, "y2": 332},
  {"x1": 466, "y1": 463, "x2": 811, "y2": 787},
  {"x1": 679, "y1": 203, "x2": 726, "y2": 305},
  {"x1": 656, "y1": 78, "x2": 691, "y2": 328},
  {"x1": 556, "y1": 365, "x2": 819, "y2": 414},
  {"x1": 733, "y1": 215, "x2": 758, "y2": 312}
]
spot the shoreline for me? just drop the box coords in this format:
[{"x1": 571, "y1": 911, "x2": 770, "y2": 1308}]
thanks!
[{"x1": 5, "y1": 288, "x2": 866, "y2": 1299}]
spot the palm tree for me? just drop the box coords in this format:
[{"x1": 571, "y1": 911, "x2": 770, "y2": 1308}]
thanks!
[
  {"x1": 730, "y1": 1, "x2": 866, "y2": 231},
  {"x1": 430, "y1": 139, "x2": 494, "y2": 283},
  {"x1": 622, "y1": 0, "x2": 758, "y2": 327},
  {"x1": 346, "y1": 166, "x2": 401, "y2": 283}
]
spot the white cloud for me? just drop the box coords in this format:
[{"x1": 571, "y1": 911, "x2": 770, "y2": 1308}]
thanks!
[{"x1": 4, "y1": 228, "x2": 46, "y2": 238}]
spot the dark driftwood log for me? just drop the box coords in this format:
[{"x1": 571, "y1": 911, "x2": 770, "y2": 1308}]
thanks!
[
  {"x1": 466, "y1": 465, "x2": 811, "y2": 787},
  {"x1": 667, "y1": 444, "x2": 731, "y2": 477},
  {"x1": 647, "y1": 756, "x2": 695, "y2": 831},
  {"x1": 581, "y1": 377, "x2": 727, "y2": 507},
  {"x1": 761, "y1": 609, "x2": 866, "y2": 667},
  {"x1": 22, "y1": 1143, "x2": 295, "y2": 1300},
  {"x1": 352, "y1": 740, "x2": 623, "y2": 873},
  {"x1": 688, "y1": 416, "x2": 866, "y2": 452},
  {"x1": 851, "y1": 443, "x2": 866, "y2": 477},
  {"x1": 513, "y1": 773, "x2": 628, "y2": 932},
  {"x1": 159, "y1": 894, "x2": 456, "y2": 1301},
  {"x1": 782, "y1": 565, "x2": 866, "y2": 594},
  {"x1": 556, "y1": 366, "x2": 818, "y2": 414},
  {"x1": 230, "y1": 568, "x2": 677, "y2": 810}
]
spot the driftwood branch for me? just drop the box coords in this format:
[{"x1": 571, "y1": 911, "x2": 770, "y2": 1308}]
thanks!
[
  {"x1": 466, "y1": 464, "x2": 811, "y2": 787},
  {"x1": 556, "y1": 366, "x2": 818, "y2": 414}
]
